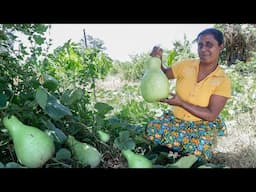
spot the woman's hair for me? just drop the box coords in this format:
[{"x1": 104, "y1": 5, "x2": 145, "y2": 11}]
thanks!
[{"x1": 196, "y1": 28, "x2": 224, "y2": 45}]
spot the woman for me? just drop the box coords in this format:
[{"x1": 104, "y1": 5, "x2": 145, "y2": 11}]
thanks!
[{"x1": 146, "y1": 28, "x2": 231, "y2": 161}]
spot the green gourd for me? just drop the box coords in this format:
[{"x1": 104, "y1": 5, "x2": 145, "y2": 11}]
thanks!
[
  {"x1": 41, "y1": 74, "x2": 59, "y2": 91},
  {"x1": 3, "y1": 115, "x2": 55, "y2": 168},
  {"x1": 140, "y1": 57, "x2": 170, "y2": 102},
  {"x1": 122, "y1": 149, "x2": 153, "y2": 168},
  {"x1": 97, "y1": 130, "x2": 110, "y2": 143},
  {"x1": 168, "y1": 155, "x2": 198, "y2": 168},
  {"x1": 66, "y1": 135, "x2": 101, "y2": 168}
]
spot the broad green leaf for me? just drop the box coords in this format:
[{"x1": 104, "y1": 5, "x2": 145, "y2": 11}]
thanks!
[
  {"x1": 134, "y1": 135, "x2": 151, "y2": 144},
  {"x1": 34, "y1": 25, "x2": 48, "y2": 33},
  {"x1": 42, "y1": 119, "x2": 67, "y2": 144},
  {"x1": 61, "y1": 89, "x2": 83, "y2": 106},
  {"x1": 45, "y1": 94, "x2": 72, "y2": 120},
  {"x1": 114, "y1": 131, "x2": 135, "y2": 151},
  {"x1": 0, "y1": 93, "x2": 8, "y2": 108},
  {"x1": 95, "y1": 102, "x2": 113, "y2": 116},
  {"x1": 36, "y1": 87, "x2": 48, "y2": 110},
  {"x1": 167, "y1": 50, "x2": 175, "y2": 66},
  {"x1": 33, "y1": 34, "x2": 45, "y2": 45}
]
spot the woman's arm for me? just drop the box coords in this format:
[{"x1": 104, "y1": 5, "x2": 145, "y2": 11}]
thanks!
[{"x1": 160, "y1": 94, "x2": 228, "y2": 121}]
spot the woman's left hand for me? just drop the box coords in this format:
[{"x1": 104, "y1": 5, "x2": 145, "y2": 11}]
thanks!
[{"x1": 160, "y1": 93, "x2": 182, "y2": 106}]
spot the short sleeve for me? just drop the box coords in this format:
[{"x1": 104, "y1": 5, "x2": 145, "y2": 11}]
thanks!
[
  {"x1": 213, "y1": 76, "x2": 232, "y2": 98},
  {"x1": 171, "y1": 60, "x2": 186, "y2": 79}
]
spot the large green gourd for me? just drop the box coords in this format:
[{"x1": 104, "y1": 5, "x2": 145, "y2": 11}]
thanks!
[
  {"x1": 122, "y1": 149, "x2": 153, "y2": 168},
  {"x1": 66, "y1": 135, "x2": 101, "y2": 168},
  {"x1": 140, "y1": 57, "x2": 170, "y2": 102},
  {"x1": 41, "y1": 74, "x2": 59, "y2": 91},
  {"x1": 3, "y1": 115, "x2": 55, "y2": 168}
]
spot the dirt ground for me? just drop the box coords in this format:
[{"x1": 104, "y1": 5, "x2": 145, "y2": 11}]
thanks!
[{"x1": 211, "y1": 111, "x2": 256, "y2": 168}]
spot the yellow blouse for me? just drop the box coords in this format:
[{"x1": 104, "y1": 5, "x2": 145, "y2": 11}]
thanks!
[{"x1": 171, "y1": 59, "x2": 231, "y2": 121}]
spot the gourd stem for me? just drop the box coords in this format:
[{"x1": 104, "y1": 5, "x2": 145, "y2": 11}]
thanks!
[{"x1": 3, "y1": 116, "x2": 23, "y2": 136}]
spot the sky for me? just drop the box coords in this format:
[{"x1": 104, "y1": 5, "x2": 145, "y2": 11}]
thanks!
[{"x1": 47, "y1": 24, "x2": 214, "y2": 61}]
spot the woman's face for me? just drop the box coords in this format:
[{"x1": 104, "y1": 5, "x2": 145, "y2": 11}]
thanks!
[{"x1": 197, "y1": 34, "x2": 223, "y2": 64}]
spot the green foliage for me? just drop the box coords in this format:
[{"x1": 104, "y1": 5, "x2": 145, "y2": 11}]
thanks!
[
  {"x1": 172, "y1": 34, "x2": 197, "y2": 62},
  {"x1": 35, "y1": 87, "x2": 72, "y2": 120},
  {"x1": 35, "y1": 87, "x2": 48, "y2": 109},
  {"x1": 1, "y1": 24, "x2": 256, "y2": 168},
  {"x1": 111, "y1": 53, "x2": 149, "y2": 81},
  {"x1": 42, "y1": 40, "x2": 113, "y2": 91},
  {"x1": 40, "y1": 38, "x2": 113, "y2": 136},
  {"x1": 0, "y1": 24, "x2": 50, "y2": 117},
  {"x1": 95, "y1": 102, "x2": 114, "y2": 116},
  {"x1": 167, "y1": 49, "x2": 175, "y2": 66},
  {"x1": 97, "y1": 84, "x2": 170, "y2": 127},
  {"x1": 61, "y1": 88, "x2": 83, "y2": 106},
  {"x1": 114, "y1": 131, "x2": 136, "y2": 151},
  {"x1": 220, "y1": 63, "x2": 256, "y2": 119},
  {"x1": 42, "y1": 119, "x2": 67, "y2": 144},
  {"x1": 0, "y1": 24, "x2": 114, "y2": 167}
]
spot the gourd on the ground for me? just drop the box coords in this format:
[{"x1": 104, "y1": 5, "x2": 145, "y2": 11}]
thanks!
[
  {"x1": 66, "y1": 135, "x2": 102, "y2": 168},
  {"x1": 122, "y1": 149, "x2": 153, "y2": 168},
  {"x1": 140, "y1": 57, "x2": 170, "y2": 102},
  {"x1": 97, "y1": 130, "x2": 110, "y2": 143},
  {"x1": 3, "y1": 115, "x2": 55, "y2": 168},
  {"x1": 168, "y1": 155, "x2": 198, "y2": 168}
]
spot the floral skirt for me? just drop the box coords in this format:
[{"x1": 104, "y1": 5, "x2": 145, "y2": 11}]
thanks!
[{"x1": 145, "y1": 110, "x2": 227, "y2": 161}]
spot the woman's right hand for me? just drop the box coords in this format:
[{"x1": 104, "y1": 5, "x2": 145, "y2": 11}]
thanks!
[{"x1": 150, "y1": 46, "x2": 163, "y2": 59}]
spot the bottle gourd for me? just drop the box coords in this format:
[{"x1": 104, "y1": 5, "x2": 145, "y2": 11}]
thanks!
[
  {"x1": 122, "y1": 149, "x2": 153, "y2": 168},
  {"x1": 3, "y1": 115, "x2": 55, "y2": 168},
  {"x1": 97, "y1": 130, "x2": 110, "y2": 143},
  {"x1": 140, "y1": 57, "x2": 170, "y2": 102},
  {"x1": 66, "y1": 135, "x2": 102, "y2": 168}
]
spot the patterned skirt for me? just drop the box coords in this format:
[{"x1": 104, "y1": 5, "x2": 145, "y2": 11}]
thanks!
[{"x1": 145, "y1": 110, "x2": 227, "y2": 161}]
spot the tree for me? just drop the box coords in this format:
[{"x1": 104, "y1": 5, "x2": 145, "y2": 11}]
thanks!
[
  {"x1": 215, "y1": 24, "x2": 256, "y2": 66},
  {"x1": 0, "y1": 24, "x2": 50, "y2": 111},
  {"x1": 80, "y1": 33, "x2": 106, "y2": 51}
]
